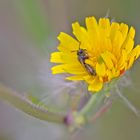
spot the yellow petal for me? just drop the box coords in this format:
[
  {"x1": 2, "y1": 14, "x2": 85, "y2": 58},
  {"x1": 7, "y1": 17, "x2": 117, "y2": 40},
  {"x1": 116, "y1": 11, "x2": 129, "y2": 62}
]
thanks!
[
  {"x1": 112, "y1": 30, "x2": 123, "y2": 56},
  {"x1": 100, "y1": 38, "x2": 112, "y2": 52},
  {"x1": 128, "y1": 27, "x2": 135, "y2": 39},
  {"x1": 121, "y1": 27, "x2": 135, "y2": 54},
  {"x1": 85, "y1": 59, "x2": 95, "y2": 67},
  {"x1": 128, "y1": 45, "x2": 140, "y2": 59},
  {"x1": 110, "y1": 22, "x2": 120, "y2": 41},
  {"x1": 122, "y1": 38, "x2": 134, "y2": 54},
  {"x1": 66, "y1": 75, "x2": 85, "y2": 80},
  {"x1": 57, "y1": 32, "x2": 79, "y2": 52},
  {"x1": 52, "y1": 64, "x2": 85, "y2": 74},
  {"x1": 106, "y1": 51, "x2": 117, "y2": 64},
  {"x1": 61, "y1": 52, "x2": 78, "y2": 64},
  {"x1": 96, "y1": 62, "x2": 106, "y2": 76},
  {"x1": 85, "y1": 17, "x2": 100, "y2": 53},
  {"x1": 106, "y1": 67, "x2": 119, "y2": 80},
  {"x1": 99, "y1": 18, "x2": 110, "y2": 29},
  {"x1": 72, "y1": 22, "x2": 88, "y2": 41},
  {"x1": 127, "y1": 45, "x2": 140, "y2": 68},
  {"x1": 51, "y1": 65, "x2": 65, "y2": 74},
  {"x1": 120, "y1": 23, "x2": 128, "y2": 42},
  {"x1": 86, "y1": 16, "x2": 98, "y2": 31},
  {"x1": 50, "y1": 52, "x2": 62, "y2": 63},
  {"x1": 99, "y1": 18, "x2": 110, "y2": 37},
  {"x1": 84, "y1": 75, "x2": 94, "y2": 83},
  {"x1": 50, "y1": 51, "x2": 79, "y2": 64},
  {"x1": 117, "y1": 49, "x2": 127, "y2": 69},
  {"x1": 106, "y1": 69, "x2": 113, "y2": 80},
  {"x1": 63, "y1": 64, "x2": 86, "y2": 74},
  {"x1": 110, "y1": 23, "x2": 123, "y2": 57},
  {"x1": 101, "y1": 51, "x2": 114, "y2": 69},
  {"x1": 127, "y1": 57, "x2": 134, "y2": 69},
  {"x1": 88, "y1": 77, "x2": 103, "y2": 92},
  {"x1": 111, "y1": 67, "x2": 120, "y2": 77}
]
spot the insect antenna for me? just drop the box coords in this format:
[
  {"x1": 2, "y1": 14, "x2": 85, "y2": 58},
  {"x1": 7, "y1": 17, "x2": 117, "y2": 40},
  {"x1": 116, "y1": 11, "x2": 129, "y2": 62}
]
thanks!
[{"x1": 71, "y1": 41, "x2": 81, "y2": 52}]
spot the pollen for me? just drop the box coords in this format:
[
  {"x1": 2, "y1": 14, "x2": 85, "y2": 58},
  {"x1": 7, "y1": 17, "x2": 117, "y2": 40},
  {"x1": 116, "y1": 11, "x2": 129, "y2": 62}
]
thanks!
[{"x1": 50, "y1": 17, "x2": 140, "y2": 92}]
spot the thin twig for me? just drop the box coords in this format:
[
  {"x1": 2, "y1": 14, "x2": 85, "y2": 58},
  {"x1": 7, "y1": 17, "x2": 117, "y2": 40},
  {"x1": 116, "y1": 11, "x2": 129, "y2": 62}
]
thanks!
[
  {"x1": 0, "y1": 84, "x2": 65, "y2": 123},
  {"x1": 92, "y1": 100, "x2": 112, "y2": 122},
  {"x1": 116, "y1": 87, "x2": 140, "y2": 116}
]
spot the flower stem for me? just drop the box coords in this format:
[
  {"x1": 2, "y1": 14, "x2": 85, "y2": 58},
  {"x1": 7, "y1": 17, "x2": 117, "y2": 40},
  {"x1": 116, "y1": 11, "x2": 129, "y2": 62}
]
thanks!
[
  {"x1": 0, "y1": 84, "x2": 65, "y2": 123},
  {"x1": 80, "y1": 91, "x2": 103, "y2": 116}
]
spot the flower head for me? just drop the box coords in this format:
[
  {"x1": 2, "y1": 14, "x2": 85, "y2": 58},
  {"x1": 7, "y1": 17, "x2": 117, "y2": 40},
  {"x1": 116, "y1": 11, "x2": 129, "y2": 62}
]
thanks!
[{"x1": 50, "y1": 17, "x2": 140, "y2": 92}]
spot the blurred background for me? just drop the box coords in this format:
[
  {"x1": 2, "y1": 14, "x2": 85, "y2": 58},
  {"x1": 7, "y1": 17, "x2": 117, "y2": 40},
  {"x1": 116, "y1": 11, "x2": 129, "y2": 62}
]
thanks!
[{"x1": 0, "y1": 0, "x2": 140, "y2": 140}]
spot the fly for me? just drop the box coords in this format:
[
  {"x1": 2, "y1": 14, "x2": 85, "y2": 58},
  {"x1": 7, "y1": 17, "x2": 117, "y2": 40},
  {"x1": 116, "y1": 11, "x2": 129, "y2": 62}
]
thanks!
[
  {"x1": 84, "y1": 63, "x2": 96, "y2": 76},
  {"x1": 75, "y1": 42, "x2": 96, "y2": 76}
]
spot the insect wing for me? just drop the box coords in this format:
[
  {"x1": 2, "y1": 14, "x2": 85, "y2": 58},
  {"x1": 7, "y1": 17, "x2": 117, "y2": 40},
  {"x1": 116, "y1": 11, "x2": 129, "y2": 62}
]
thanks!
[{"x1": 85, "y1": 64, "x2": 96, "y2": 76}]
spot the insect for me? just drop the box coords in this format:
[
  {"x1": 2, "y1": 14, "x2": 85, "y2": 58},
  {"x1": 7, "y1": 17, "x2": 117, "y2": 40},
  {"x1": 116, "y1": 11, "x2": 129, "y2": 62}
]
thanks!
[
  {"x1": 77, "y1": 48, "x2": 89, "y2": 65},
  {"x1": 76, "y1": 43, "x2": 96, "y2": 76},
  {"x1": 84, "y1": 63, "x2": 96, "y2": 76}
]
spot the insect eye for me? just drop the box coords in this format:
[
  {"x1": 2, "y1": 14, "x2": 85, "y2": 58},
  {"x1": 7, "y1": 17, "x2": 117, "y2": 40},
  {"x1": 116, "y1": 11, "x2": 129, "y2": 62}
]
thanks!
[{"x1": 79, "y1": 50, "x2": 83, "y2": 54}]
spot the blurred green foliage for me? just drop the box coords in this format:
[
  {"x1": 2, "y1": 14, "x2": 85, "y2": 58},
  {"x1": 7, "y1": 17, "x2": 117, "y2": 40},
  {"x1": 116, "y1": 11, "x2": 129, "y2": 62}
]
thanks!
[{"x1": 17, "y1": 0, "x2": 50, "y2": 45}]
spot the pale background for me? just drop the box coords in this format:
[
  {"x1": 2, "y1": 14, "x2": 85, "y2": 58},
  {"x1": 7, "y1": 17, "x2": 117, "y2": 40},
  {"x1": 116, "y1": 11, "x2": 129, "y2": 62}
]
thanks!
[{"x1": 0, "y1": 0, "x2": 140, "y2": 140}]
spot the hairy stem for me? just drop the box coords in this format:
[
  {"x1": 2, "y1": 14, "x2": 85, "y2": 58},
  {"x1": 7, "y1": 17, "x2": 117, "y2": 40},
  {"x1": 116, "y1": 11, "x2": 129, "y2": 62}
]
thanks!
[
  {"x1": 0, "y1": 84, "x2": 65, "y2": 123},
  {"x1": 79, "y1": 91, "x2": 103, "y2": 116}
]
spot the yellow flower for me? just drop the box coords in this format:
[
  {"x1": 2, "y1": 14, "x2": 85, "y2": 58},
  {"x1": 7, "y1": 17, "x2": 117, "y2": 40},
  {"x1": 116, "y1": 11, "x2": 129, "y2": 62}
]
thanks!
[{"x1": 50, "y1": 17, "x2": 140, "y2": 92}]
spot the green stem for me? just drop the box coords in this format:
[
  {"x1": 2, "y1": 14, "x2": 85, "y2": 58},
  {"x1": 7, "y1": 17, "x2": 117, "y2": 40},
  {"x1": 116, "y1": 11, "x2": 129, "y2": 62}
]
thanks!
[
  {"x1": 78, "y1": 79, "x2": 119, "y2": 124},
  {"x1": 80, "y1": 91, "x2": 103, "y2": 116},
  {"x1": 0, "y1": 84, "x2": 65, "y2": 123},
  {"x1": 69, "y1": 91, "x2": 105, "y2": 128}
]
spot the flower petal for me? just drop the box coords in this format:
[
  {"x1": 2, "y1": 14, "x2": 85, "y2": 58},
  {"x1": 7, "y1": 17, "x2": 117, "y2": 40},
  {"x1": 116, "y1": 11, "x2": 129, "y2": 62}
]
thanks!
[
  {"x1": 110, "y1": 22, "x2": 120, "y2": 41},
  {"x1": 120, "y1": 23, "x2": 128, "y2": 42},
  {"x1": 96, "y1": 62, "x2": 106, "y2": 76},
  {"x1": 99, "y1": 18, "x2": 110, "y2": 37},
  {"x1": 61, "y1": 52, "x2": 78, "y2": 64},
  {"x1": 63, "y1": 64, "x2": 86, "y2": 74},
  {"x1": 117, "y1": 49, "x2": 127, "y2": 69},
  {"x1": 86, "y1": 16, "x2": 98, "y2": 31},
  {"x1": 101, "y1": 51, "x2": 114, "y2": 69},
  {"x1": 122, "y1": 38, "x2": 134, "y2": 54},
  {"x1": 112, "y1": 30, "x2": 123, "y2": 56},
  {"x1": 66, "y1": 75, "x2": 85, "y2": 80},
  {"x1": 88, "y1": 77, "x2": 103, "y2": 92},
  {"x1": 57, "y1": 32, "x2": 79, "y2": 52},
  {"x1": 128, "y1": 27, "x2": 135, "y2": 39},
  {"x1": 72, "y1": 22, "x2": 88, "y2": 41},
  {"x1": 121, "y1": 27, "x2": 135, "y2": 54},
  {"x1": 51, "y1": 65, "x2": 65, "y2": 74},
  {"x1": 85, "y1": 17, "x2": 99, "y2": 53},
  {"x1": 52, "y1": 64, "x2": 86, "y2": 75},
  {"x1": 50, "y1": 52, "x2": 62, "y2": 63},
  {"x1": 127, "y1": 45, "x2": 140, "y2": 68}
]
